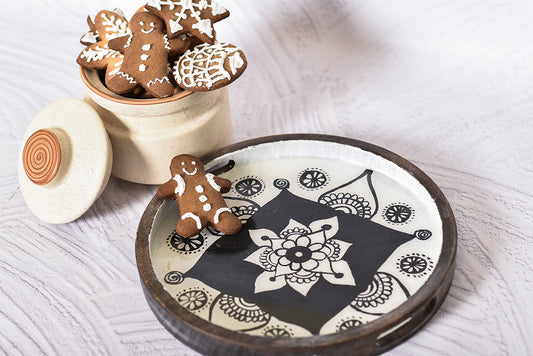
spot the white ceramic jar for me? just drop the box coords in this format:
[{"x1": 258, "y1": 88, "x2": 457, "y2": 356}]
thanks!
[{"x1": 80, "y1": 68, "x2": 233, "y2": 185}]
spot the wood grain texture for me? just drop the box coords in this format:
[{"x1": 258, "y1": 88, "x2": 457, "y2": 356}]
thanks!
[{"x1": 1, "y1": 0, "x2": 532, "y2": 355}]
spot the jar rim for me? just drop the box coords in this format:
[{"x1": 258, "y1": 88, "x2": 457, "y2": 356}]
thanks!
[{"x1": 79, "y1": 67, "x2": 194, "y2": 106}]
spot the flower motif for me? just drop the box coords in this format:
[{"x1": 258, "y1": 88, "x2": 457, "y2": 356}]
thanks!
[
  {"x1": 168, "y1": 232, "x2": 205, "y2": 252},
  {"x1": 245, "y1": 217, "x2": 355, "y2": 297},
  {"x1": 383, "y1": 204, "x2": 413, "y2": 224},
  {"x1": 298, "y1": 169, "x2": 328, "y2": 189},
  {"x1": 177, "y1": 289, "x2": 208, "y2": 311},
  {"x1": 234, "y1": 177, "x2": 264, "y2": 197},
  {"x1": 397, "y1": 254, "x2": 433, "y2": 277}
]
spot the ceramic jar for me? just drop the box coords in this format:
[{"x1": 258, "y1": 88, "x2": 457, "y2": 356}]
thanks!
[{"x1": 80, "y1": 68, "x2": 233, "y2": 185}]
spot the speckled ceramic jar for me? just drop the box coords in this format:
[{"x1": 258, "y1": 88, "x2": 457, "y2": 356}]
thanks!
[{"x1": 80, "y1": 68, "x2": 233, "y2": 185}]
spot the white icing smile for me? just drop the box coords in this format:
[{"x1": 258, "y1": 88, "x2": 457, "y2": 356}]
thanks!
[
  {"x1": 182, "y1": 168, "x2": 198, "y2": 175},
  {"x1": 141, "y1": 28, "x2": 155, "y2": 34}
]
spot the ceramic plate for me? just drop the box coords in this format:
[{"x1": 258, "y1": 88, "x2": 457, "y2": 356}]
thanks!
[{"x1": 136, "y1": 134, "x2": 456, "y2": 355}]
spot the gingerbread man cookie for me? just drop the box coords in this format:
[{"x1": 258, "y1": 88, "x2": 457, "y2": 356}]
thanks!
[
  {"x1": 157, "y1": 154, "x2": 242, "y2": 237},
  {"x1": 145, "y1": 0, "x2": 229, "y2": 44},
  {"x1": 107, "y1": 12, "x2": 190, "y2": 98},
  {"x1": 77, "y1": 10, "x2": 133, "y2": 89}
]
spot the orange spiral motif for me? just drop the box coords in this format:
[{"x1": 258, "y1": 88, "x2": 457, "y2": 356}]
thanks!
[{"x1": 23, "y1": 129, "x2": 62, "y2": 185}]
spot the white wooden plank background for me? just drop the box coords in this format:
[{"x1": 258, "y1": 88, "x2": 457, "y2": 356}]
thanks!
[{"x1": 1, "y1": 0, "x2": 532, "y2": 354}]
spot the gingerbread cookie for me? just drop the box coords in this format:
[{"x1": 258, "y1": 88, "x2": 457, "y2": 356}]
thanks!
[
  {"x1": 145, "y1": 0, "x2": 229, "y2": 44},
  {"x1": 107, "y1": 12, "x2": 190, "y2": 98},
  {"x1": 80, "y1": 15, "x2": 99, "y2": 45},
  {"x1": 157, "y1": 154, "x2": 242, "y2": 237},
  {"x1": 77, "y1": 10, "x2": 134, "y2": 90},
  {"x1": 173, "y1": 42, "x2": 247, "y2": 91}
]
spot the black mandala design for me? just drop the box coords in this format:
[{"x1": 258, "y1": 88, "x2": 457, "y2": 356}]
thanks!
[
  {"x1": 351, "y1": 273, "x2": 393, "y2": 308},
  {"x1": 414, "y1": 229, "x2": 432, "y2": 240},
  {"x1": 338, "y1": 319, "x2": 363, "y2": 331},
  {"x1": 264, "y1": 327, "x2": 292, "y2": 338},
  {"x1": 205, "y1": 204, "x2": 260, "y2": 237},
  {"x1": 234, "y1": 177, "x2": 264, "y2": 197},
  {"x1": 298, "y1": 169, "x2": 329, "y2": 190},
  {"x1": 219, "y1": 295, "x2": 269, "y2": 323},
  {"x1": 232, "y1": 205, "x2": 259, "y2": 224},
  {"x1": 205, "y1": 226, "x2": 225, "y2": 237},
  {"x1": 397, "y1": 253, "x2": 434, "y2": 277},
  {"x1": 206, "y1": 205, "x2": 259, "y2": 237},
  {"x1": 319, "y1": 193, "x2": 372, "y2": 218},
  {"x1": 178, "y1": 289, "x2": 209, "y2": 311},
  {"x1": 167, "y1": 231, "x2": 205, "y2": 253},
  {"x1": 383, "y1": 203, "x2": 414, "y2": 224},
  {"x1": 164, "y1": 271, "x2": 184, "y2": 285},
  {"x1": 184, "y1": 168, "x2": 417, "y2": 335},
  {"x1": 257, "y1": 248, "x2": 278, "y2": 272},
  {"x1": 273, "y1": 178, "x2": 290, "y2": 190}
]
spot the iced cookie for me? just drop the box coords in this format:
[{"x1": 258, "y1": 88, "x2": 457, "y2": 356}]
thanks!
[
  {"x1": 77, "y1": 10, "x2": 134, "y2": 90},
  {"x1": 157, "y1": 154, "x2": 242, "y2": 237},
  {"x1": 80, "y1": 15, "x2": 99, "y2": 45},
  {"x1": 145, "y1": 0, "x2": 229, "y2": 44},
  {"x1": 107, "y1": 12, "x2": 190, "y2": 98},
  {"x1": 173, "y1": 42, "x2": 247, "y2": 91}
]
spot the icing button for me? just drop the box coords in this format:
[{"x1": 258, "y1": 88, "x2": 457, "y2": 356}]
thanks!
[{"x1": 22, "y1": 129, "x2": 62, "y2": 186}]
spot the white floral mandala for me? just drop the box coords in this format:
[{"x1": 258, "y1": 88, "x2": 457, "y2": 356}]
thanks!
[{"x1": 245, "y1": 217, "x2": 355, "y2": 297}]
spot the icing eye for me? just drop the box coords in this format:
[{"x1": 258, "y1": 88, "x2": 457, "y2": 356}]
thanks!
[
  {"x1": 150, "y1": 22, "x2": 155, "y2": 27},
  {"x1": 192, "y1": 161, "x2": 196, "y2": 165},
  {"x1": 140, "y1": 21, "x2": 145, "y2": 25},
  {"x1": 181, "y1": 162, "x2": 185, "y2": 166}
]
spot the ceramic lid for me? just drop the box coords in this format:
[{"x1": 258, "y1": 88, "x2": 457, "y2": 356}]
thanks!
[{"x1": 18, "y1": 98, "x2": 113, "y2": 224}]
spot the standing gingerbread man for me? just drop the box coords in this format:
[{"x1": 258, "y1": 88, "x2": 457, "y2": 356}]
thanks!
[
  {"x1": 157, "y1": 154, "x2": 242, "y2": 237},
  {"x1": 108, "y1": 12, "x2": 190, "y2": 98}
]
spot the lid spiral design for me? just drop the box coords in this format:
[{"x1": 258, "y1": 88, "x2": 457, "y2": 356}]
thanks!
[{"x1": 22, "y1": 129, "x2": 62, "y2": 185}]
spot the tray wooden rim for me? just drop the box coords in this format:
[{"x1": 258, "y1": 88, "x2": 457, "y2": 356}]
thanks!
[{"x1": 136, "y1": 134, "x2": 457, "y2": 356}]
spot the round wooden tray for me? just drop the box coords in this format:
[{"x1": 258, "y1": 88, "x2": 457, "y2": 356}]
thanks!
[{"x1": 136, "y1": 134, "x2": 456, "y2": 355}]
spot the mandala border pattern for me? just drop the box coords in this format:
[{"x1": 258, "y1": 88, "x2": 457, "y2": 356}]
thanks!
[
  {"x1": 164, "y1": 271, "x2": 184, "y2": 285},
  {"x1": 218, "y1": 294, "x2": 270, "y2": 323},
  {"x1": 351, "y1": 272, "x2": 394, "y2": 309},
  {"x1": 167, "y1": 231, "x2": 206, "y2": 254},
  {"x1": 382, "y1": 203, "x2": 415, "y2": 225},
  {"x1": 337, "y1": 318, "x2": 364, "y2": 332},
  {"x1": 263, "y1": 325, "x2": 293, "y2": 338},
  {"x1": 177, "y1": 288, "x2": 211, "y2": 312},
  {"x1": 233, "y1": 176, "x2": 265, "y2": 198},
  {"x1": 297, "y1": 168, "x2": 329, "y2": 190},
  {"x1": 397, "y1": 253, "x2": 435, "y2": 278},
  {"x1": 319, "y1": 192, "x2": 373, "y2": 218}
]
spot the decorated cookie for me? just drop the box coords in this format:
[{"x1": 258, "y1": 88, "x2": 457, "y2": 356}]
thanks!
[
  {"x1": 145, "y1": 0, "x2": 229, "y2": 44},
  {"x1": 173, "y1": 42, "x2": 247, "y2": 91},
  {"x1": 80, "y1": 15, "x2": 99, "y2": 45},
  {"x1": 107, "y1": 12, "x2": 190, "y2": 98},
  {"x1": 157, "y1": 154, "x2": 242, "y2": 237},
  {"x1": 77, "y1": 10, "x2": 134, "y2": 90}
]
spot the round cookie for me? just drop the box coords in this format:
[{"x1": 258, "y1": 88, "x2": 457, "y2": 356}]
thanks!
[
  {"x1": 173, "y1": 42, "x2": 247, "y2": 91},
  {"x1": 157, "y1": 154, "x2": 242, "y2": 237}
]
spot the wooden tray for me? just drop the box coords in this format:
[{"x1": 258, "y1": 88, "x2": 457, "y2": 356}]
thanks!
[{"x1": 136, "y1": 134, "x2": 456, "y2": 355}]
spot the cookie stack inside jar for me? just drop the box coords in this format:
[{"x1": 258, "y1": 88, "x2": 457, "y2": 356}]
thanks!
[{"x1": 77, "y1": 1, "x2": 247, "y2": 185}]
